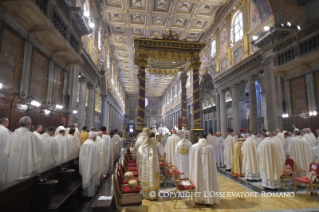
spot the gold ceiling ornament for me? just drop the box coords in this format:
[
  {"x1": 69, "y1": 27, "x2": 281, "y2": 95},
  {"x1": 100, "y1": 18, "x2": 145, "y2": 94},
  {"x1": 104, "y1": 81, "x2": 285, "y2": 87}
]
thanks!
[
  {"x1": 147, "y1": 68, "x2": 179, "y2": 76},
  {"x1": 147, "y1": 50, "x2": 192, "y2": 63},
  {"x1": 157, "y1": 30, "x2": 180, "y2": 41}
]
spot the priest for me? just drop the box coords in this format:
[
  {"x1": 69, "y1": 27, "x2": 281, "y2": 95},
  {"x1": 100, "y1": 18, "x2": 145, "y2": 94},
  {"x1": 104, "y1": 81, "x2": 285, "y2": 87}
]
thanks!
[
  {"x1": 95, "y1": 131, "x2": 108, "y2": 178},
  {"x1": 177, "y1": 127, "x2": 185, "y2": 140},
  {"x1": 174, "y1": 133, "x2": 192, "y2": 177},
  {"x1": 112, "y1": 129, "x2": 121, "y2": 160},
  {"x1": 231, "y1": 137, "x2": 245, "y2": 177},
  {"x1": 139, "y1": 132, "x2": 162, "y2": 200},
  {"x1": 54, "y1": 130, "x2": 71, "y2": 163},
  {"x1": 40, "y1": 127, "x2": 59, "y2": 169},
  {"x1": 283, "y1": 132, "x2": 292, "y2": 157},
  {"x1": 54, "y1": 122, "x2": 66, "y2": 136},
  {"x1": 74, "y1": 123, "x2": 81, "y2": 145},
  {"x1": 189, "y1": 133, "x2": 220, "y2": 205},
  {"x1": 301, "y1": 129, "x2": 314, "y2": 148},
  {"x1": 161, "y1": 133, "x2": 169, "y2": 148},
  {"x1": 135, "y1": 128, "x2": 150, "y2": 173},
  {"x1": 223, "y1": 132, "x2": 235, "y2": 171},
  {"x1": 0, "y1": 117, "x2": 10, "y2": 151},
  {"x1": 101, "y1": 126, "x2": 112, "y2": 174},
  {"x1": 5, "y1": 116, "x2": 43, "y2": 183},
  {"x1": 33, "y1": 124, "x2": 43, "y2": 139},
  {"x1": 206, "y1": 129, "x2": 217, "y2": 146},
  {"x1": 80, "y1": 126, "x2": 89, "y2": 145},
  {"x1": 67, "y1": 129, "x2": 80, "y2": 157},
  {"x1": 257, "y1": 134, "x2": 283, "y2": 189},
  {"x1": 271, "y1": 132, "x2": 285, "y2": 165},
  {"x1": 158, "y1": 124, "x2": 164, "y2": 135},
  {"x1": 241, "y1": 134, "x2": 260, "y2": 180},
  {"x1": 214, "y1": 132, "x2": 224, "y2": 167},
  {"x1": 79, "y1": 132, "x2": 100, "y2": 197},
  {"x1": 164, "y1": 129, "x2": 180, "y2": 164},
  {"x1": 306, "y1": 128, "x2": 317, "y2": 147}
]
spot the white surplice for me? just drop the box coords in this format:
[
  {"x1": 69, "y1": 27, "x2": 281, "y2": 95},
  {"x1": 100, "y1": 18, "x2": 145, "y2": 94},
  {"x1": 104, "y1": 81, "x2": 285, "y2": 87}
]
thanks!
[
  {"x1": 102, "y1": 134, "x2": 112, "y2": 174},
  {"x1": 164, "y1": 134, "x2": 180, "y2": 164},
  {"x1": 288, "y1": 136, "x2": 312, "y2": 173},
  {"x1": 54, "y1": 134, "x2": 71, "y2": 163},
  {"x1": 189, "y1": 138, "x2": 220, "y2": 205},
  {"x1": 66, "y1": 134, "x2": 80, "y2": 157},
  {"x1": 223, "y1": 135, "x2": 234, "y2": 169},
  {"x1": 135, "y1": 133, "x2": 148, "y2": 174},
  {"x1": 283, "y1": 137, "x2": 291, "y2": 157},
  {"x1": 174, "y1": 139, "x2": 192, "y2": 177},
  {"x1": 0, "y1": 124, "x2": 11, "y2": 151},
  {"x1": 54, "y1": 125, "x2": 66, "y2": 136},
  {"x1": 40, "y1": 133, "x2": 59, "y2": 170},
  {"x1": 95, "y1": 136, "x2": 108, "y2": 177},
  {"x1": 75, "y1": 128, "x2": 81, "y2": 145},
  {"x1": 79, "y1": 139, "x2": 100, "y2": 197},
  {"x1": 303, "y1": 134, "x2": 314, "y2": 148},
  {"x1": 272, "y1": 136, "x2": 285, "y2": 165},
  {"x1": 241, "y1": 136, "x2": 260, "y2": 180},
  {"x1": 257, "y1": 137, "x2": 283, "y2": 189},
  {"x1": 0, "y1": 148, "x2": 8, "y2": 185},
  {"x1": 5, "y1": 127, "x2": 43, "y2": 183},
  {"x1": 214, "y1": 137, "x2": 224, "y2": 167},
  {"x1": 206, "y1": 134, "x2": 217, "y2": 146}
]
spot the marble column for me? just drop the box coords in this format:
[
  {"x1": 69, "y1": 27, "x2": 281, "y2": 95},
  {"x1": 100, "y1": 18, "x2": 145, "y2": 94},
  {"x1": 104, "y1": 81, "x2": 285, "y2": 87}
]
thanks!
[
  {"x1": 275, "y1": 76, "x2": 283, "y2": 130},
  {"x1": 249, "y1": 76, "x2": 258, "y2": 133},
  {"x1": 260, "y1": 91, "x2": 268, "y2": 130},
  {"x1": 283, "y1": 80, "x2": 291, "y2": 115},
  {"x1": 101, "y1": 95, "x2": 108, "y2": 127},
  {"x1": 216, "y1": 93, "x2": 221, "y2": 132},
  {"x1": 77, "y1": 78, "x2": 87, "y2": 128},
  {"x1": 306, "y1": 73, "x2": 316, "y2": 112},
  {"x1": 232, "y1": 85, "x2": 240, "y2": 133},
  {"x1": 136, "y1": 59, "x2": 146, "y2": 133},
  {"x1": 67, "y1": 66, "x2": 79, "y2": 124},
  {"x1": 45, "y1": 60, "x2": 55, "y2": 103},
  {"x1": 20, "y1": 41, "x2": 33, "y2": 98},
  {"x1": 86, "y1": 83, "x2": 95, "y2": 129},
  {"x1": 220, "y1": 90, "x2": 226, "y2": 138},
  {"x1": 106, "y1": 102, "x2": 110, "y2": 130},
  {"x1": 191, "y1": 61, "x2": 202, "y2": 129}
]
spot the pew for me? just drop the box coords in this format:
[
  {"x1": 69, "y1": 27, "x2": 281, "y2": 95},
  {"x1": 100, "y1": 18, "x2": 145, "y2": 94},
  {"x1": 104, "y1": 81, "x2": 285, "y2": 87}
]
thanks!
[
  {"x1": 90, "y1": 175, "x2": 115, "y2": 212},
  {"x1": 0, "y1": 156, "x2": 81, "y2": 212}
]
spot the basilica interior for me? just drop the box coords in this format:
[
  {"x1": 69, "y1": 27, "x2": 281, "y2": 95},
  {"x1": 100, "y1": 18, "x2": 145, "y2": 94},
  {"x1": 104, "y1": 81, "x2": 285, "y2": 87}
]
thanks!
[{"x1": 0, "y1": 0, "x2": 319, "y2": 211}]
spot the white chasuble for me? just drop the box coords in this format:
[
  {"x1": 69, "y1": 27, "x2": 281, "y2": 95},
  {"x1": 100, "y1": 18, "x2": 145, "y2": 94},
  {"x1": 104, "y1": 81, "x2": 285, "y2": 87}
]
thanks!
[
  {"x1": 272, "y1": 136, "x2": 285, "y2": 165},
  {"x1": 79, "y1": 139, "x2": 100, "y2": 197},
  {"x1": 288, "y1": 136, "x2": 312, "y2": 172},
  {"x1": 214, "y1": 137, "x2": 224, "y2": 167},
  {"x1": 54, "y1": 134, "x2": 71, "y2": 163},
  {"x1": 0, "y1": 124, "x2": 11, "y2": 151},
  {"x1": 257, "y1": 137, "x2": 283, "y2": 189},
  {"x1": 67, "y1": 134, "x2": 80, "y2": 157},
  {"x1": 303, "y1": 134, "x2": 314, "y2": 148},
  {"x1": 223, "y1": 135, "x2": 235, "y2": 169},
  {"x1": 5, "y1": 127, "x2": 43, "y2": 183},
  {"x1": 241, "y1": 136, "x2": 260, "y2": 180},
  {"x1": 40, "y1": 133, "x2": 59, "y2": 170},
  {"x1": 161, "y1": 134, "x2": 169, "y2": 148},
  {"x1": 138, "y1": 138, "x2": 161, "y2": 200},
  {"x1": 177, "y1": 129, "x2": 185, "y2": 140},
  {"x1": 54, "y1": 126, "x2": 66, "y2": 137},
  {"x1": 174, "y1": 139, "x2": 192, "y2": 177},
  {"x1": 95, "y1": 136, "x2": 108, "y2": 177},
  {"x1": 164, "y1": 134, "x2": 180, "y2": 164},
  {"x1": 33, "y1": 131, "x2": 42, "y2": 139},
  {"x1": 0, "y1": 148, "x2": 8, "y2": 185},
  {"x1": 75, "y1": 128, "x2": 81, "y2": 145},
  {"x1": 135, "y1": 134, "x2": 148, "y2": 173},
  {"x1": 206, "y1": 134, "x2": 217, "y2": 146},
  {"x1": 189, "y1": 138, "x2": 220, "y2": 205},
  {"x1": 102, "y1": 134, "x2": 112, "y2": 174}
]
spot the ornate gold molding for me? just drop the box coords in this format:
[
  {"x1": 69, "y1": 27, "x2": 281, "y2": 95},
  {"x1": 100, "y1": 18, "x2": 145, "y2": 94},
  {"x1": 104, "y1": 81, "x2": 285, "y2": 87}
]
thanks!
[
  {"x1": 147, "y1": 68, "x2": 179, "y2": 76},
  {"x1": 147, "y1": 50, "x2": 192, "y2": 63},
  {"x1": 191, "y1": 62, "x2": 201, "y2": 70},
  {"x1": 137, "y1": 59, "x2": 147, "y2": 68}
]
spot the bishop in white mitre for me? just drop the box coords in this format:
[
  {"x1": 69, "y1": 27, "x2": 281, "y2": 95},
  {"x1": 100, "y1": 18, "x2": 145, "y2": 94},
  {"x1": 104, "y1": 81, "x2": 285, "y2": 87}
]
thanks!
[
  {"x1": 54, "y1": 130, "x2": 71, "y2": 163},
  {"x1": 241, "y1": 134, "x2": 260, "y2": 180},
  {"x1": 288, "y1": 132, "x2": 312, "y2": 186},
  {"x1": 40, "y1": 127, "x2": 59, "y2": 170},
  {"x1": 101, "y1": 126, "x2": 112, "y2": 174},
  {"x1": 257, "y1": 135, "x2": 283, "y2": 189},
  {"x1": 139, "y1": 132, "x2": 162, "y2": 200},
  {"x1": 54, "y1": 122, "x2": 66, "y2": 136},
  {"x1": 33, "y1": 124, "x2": 43, "y2": 139},
  {"x1": 165, "y1": 129, "x2": 180, "y2": 164},
  {"x1": 174, "y1": 133, "x2": 192, "y2": 177},
  {"x1": 67, "y1": 129, "x2": 80, "y2": 157},
  {"x1": 189, "y1": 133, "x2": 220, "y2": 205},
  {"x1": 0, "y1": 117, "x2": 11, "y2": 151},
  {"x1": 223, "y1": 133, "x2": 235, "y2": 171},
  {"x1": 95, "y1": 131, "x2": 108, "y2": 178},
  {"x1": 214, "y1": 132, "x2": 224, "y2": 167},
  {"x1": 5, "y1": 116, "x2": 43, "y2": 183},
  {"x1": 80, "y1": 132, "x2": 100, "y2": 197},
  {"x1": 206, "y1": 129, "x2": 217, "y2": 146}
]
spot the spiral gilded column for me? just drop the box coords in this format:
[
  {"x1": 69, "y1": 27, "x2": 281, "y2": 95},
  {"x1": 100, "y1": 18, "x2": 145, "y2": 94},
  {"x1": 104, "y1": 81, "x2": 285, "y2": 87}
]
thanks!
[
  {"x1": 180, "y1": 72, "x2": 188, "y2": 129},
  {"x1": 136, "y1": 59, "x2": 147, "y2": 133}
]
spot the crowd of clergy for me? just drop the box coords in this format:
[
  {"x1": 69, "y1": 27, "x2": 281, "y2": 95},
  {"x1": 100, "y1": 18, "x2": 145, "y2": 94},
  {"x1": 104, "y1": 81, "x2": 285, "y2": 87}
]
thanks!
[{"x1": 0, "y1": 116, "x2": 123, "y2": 197}]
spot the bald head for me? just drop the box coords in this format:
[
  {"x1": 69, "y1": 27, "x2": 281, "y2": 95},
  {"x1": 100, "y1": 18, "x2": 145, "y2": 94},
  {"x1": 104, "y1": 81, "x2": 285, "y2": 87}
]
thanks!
[
  {"x1": 184, "y1": 133, "x2": 188, "y2": 139},
  {"x1": 300, "y1": 130, "x2": 306, "y2": 135},
  {"x1": 97, "y1": 131, "x2": 103, "y2": 137},
  {"x1": 305, "y1": 128, "x2": 311, "y2": 133},
  {"x1": 89, "y1": 132, "x2": 97, "y2": 141},
  {"x1": 276, "y1": 129, "x2": 280, "y2": 134},
  {"x1": 19, "y1": 116, "x2": 32, "y2": 129},
  {"x1": 270, "y1": 131, "x2": 276, "y2": 137}
]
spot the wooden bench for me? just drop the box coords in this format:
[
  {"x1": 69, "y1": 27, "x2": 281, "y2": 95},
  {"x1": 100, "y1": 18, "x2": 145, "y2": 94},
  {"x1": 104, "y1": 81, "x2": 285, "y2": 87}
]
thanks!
[{"x1": 91, "y1": 176, "x2": 115, "y2": 212}]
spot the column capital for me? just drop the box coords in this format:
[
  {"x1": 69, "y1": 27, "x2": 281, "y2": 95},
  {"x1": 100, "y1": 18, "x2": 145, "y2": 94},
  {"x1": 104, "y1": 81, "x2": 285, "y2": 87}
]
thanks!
[
  {"x1": 191, "y1": 61, "x2": 201, "y2": 70},
  {"x1": 87, "y1": 83, "x2": 94, "y2": 89},
  {"x1": 180, "y1": 72, "x2": 188, "y2": 82},
  {"x1": 100, "y1": 94, "x2": 107, "y2": 101},
  {"x1": 79, "y1": 77, "x2": 86, "y2": 82}
]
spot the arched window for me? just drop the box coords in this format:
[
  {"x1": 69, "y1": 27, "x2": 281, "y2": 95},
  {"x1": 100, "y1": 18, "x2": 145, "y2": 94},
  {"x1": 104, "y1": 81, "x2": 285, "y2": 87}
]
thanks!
[
  {"x1": 233, "y1": 12, "x2": 243, "y2": 43},
  {"x1": 211, "y1": 40, "x2": 216, "y2": 58}
]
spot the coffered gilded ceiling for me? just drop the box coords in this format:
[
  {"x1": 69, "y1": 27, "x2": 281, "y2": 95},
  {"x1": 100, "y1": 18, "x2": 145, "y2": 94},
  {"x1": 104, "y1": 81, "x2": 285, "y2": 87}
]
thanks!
[{"x1": 100, "y1": 0, "x2": 226, "y2": 97}]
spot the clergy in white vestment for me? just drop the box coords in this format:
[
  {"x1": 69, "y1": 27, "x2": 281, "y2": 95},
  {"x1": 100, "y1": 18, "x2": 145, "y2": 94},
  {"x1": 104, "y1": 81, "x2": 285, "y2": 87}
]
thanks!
[
  {"x1": 240, "y1": 128, "x2": 246, "y2": 139},
  {"x1": 67, "y1": 129, "x2": 80, "y2": 157},
  {"x1": 158, "y1": 124, "x2": 164, "y2": 135},
  {"x1": 54, "y1": 130, "x2": 71, "y2": 163},
  {"x1": 174, "y1": 133, "x2": 192, "y2": 177},
  {"x1": 283, "y1": 132, "x2": 291, "y2": 157},
  {"x1": 255, "y1": 133, "x2": 262, "y2": 148},
  {"x1": 270, "y1": 132, "x2": 285, "y2": 165},
  {"x1": 40, "y1": 127, "x2": 59, "y2": 170},
  {"x1": 101, "y1": 126, "x2": 112, "y2": 174},
  {"x1": 214, "y1": 132, "x2": 224, "y2": 167},
  {"x1": 95, "y1": 131, "x2": 108, "y2": 179},
  {"x1": 74, "y1": 123, "x2": 81, "y2": 146},
  {"x1": 0, "y1": 148, "x2": 8, "y2": 186},
  {"x1": 134, "y1": 128, "x2": 149, "y2": 174},
  {"x1": 161, "y1": 133, "x2": 169, "y2": 148},
  {"x1": 301, "y1": 130, "x2": 314, "y2": 148},
  {"x1": 33, "y1": 124, "x2": 43, "y2": 139},
  {"x1": 223, "y1": 133, "x2": 235, "y2": 171},
  {"x1": 163, "y1": 126, "x2": 169, "y2": 135},
  {"x1": 5, "y1": 116, "x2": 43, "y2": 183},
  {"x1": 164, "y1": 129, "x2": 180, "y2": 164},
  {"x1": 0, "y1": 117, "x2": 11, "y2": 151},
  {"x1": 79, "y1": 132, "x2": 100, "y2": 197},
  {"x1": 306, "y1": 128, "x2": 318, "y2": 148},
  {"x1": 288, "y1": 132, "x2": 312, "y2": 179},
  {"x1": 257, "y1": 134, "x2": 283, "y2": 189},
  {"x1": 189, "y1": 133, "x2": 220, "y2": 205},
  {"x1": 177, "y1": 128, "x2": 185, "y2": 140},
  {"x1": 54, "y1": 122, "x2": 66, "y2": 136},
  {"x1": 206, "y1": 129, "x2": 217, "y2": 146},
  {"x1": 138, "y1": 132, "x2": 162, "y2": 200},
  {"x1": 276, "y1": 129, "x2": 285, "y2": 144},
  {"x1": 112, "y1": 129, "x2": 121, "y2": 160},
  {"x1": 241, "y1": 134, "x2": 260, "y2": 180}
]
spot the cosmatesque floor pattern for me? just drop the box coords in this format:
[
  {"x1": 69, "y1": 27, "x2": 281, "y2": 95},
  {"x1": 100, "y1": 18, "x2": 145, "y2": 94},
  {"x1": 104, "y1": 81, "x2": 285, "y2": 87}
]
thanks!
[{"x1": 122, "y1": 168, "x2": 319, "y2": 212}]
